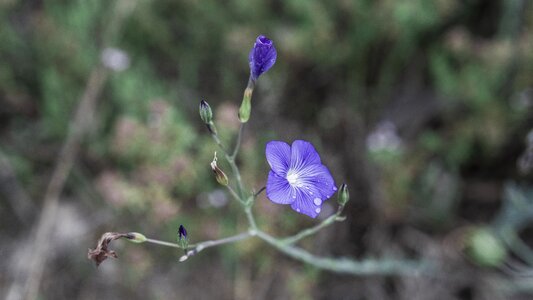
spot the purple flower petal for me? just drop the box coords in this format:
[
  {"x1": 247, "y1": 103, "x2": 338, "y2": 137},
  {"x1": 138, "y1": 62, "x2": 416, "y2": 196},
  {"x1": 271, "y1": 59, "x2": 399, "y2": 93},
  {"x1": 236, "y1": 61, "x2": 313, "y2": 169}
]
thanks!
[
  {"x1": 290, "y1": 189, "x2": 323, "y2": 218},
  {"x1": 266, "y1": 141, "x2": 291, "y2": 176},
  {"x1": 290, "y1": 140, "x2": 321, "y2": 171},
  {"x1": 249, "y1": 35, "x2": 277, "y2": 80},
  {"x1": 266, "y1": 171, "x2": 295, "y2": 204},
  {"x1": 297, "y1": 164, "x2": 337, "y2": 199}
]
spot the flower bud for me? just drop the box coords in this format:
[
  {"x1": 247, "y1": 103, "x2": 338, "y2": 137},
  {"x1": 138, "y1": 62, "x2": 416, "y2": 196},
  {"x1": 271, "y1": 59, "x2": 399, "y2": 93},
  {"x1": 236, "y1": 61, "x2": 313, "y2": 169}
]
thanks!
[
  {"x1": 211, "y1": 152, "x2": 229, "y2": 186},
  {"x1": 126, "y1": 232, "x2": 147, "y2": 243},
  {"x1": 337, "y1": 183, "x2": 349, "y2": 206},
  {"x1": 178, "y1": 225, "x2": 187, "y2": 240},
  {"x1": 238, "y1": 88, "x2": 252, "y2": 123},
  {"x1": 199, "y1": 100, "x2": 213, "y2": 124},
  {"x1": 177, "y1": 225, "x2": 188, "y2": 249},
  {"x1": 249, "y1": 35, "x2": 277, "y2": 80}
]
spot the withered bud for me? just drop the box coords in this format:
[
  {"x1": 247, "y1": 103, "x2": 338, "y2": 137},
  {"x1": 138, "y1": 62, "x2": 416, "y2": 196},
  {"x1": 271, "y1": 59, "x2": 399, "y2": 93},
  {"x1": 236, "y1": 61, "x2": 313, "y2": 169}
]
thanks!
[
  {"x1": 210, "y1": 152, "x2": 228, "y2": 186},
  {"x1": 88, "y1": 232, "x2": 131, "y2": 267}
]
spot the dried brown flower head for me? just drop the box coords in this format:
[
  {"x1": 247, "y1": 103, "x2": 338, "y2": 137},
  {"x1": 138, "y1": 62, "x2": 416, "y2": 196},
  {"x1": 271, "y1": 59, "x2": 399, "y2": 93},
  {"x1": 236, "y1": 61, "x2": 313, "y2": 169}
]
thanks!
[{"x1": 88, "y1": 232, "x2": 133, "y2": 267}]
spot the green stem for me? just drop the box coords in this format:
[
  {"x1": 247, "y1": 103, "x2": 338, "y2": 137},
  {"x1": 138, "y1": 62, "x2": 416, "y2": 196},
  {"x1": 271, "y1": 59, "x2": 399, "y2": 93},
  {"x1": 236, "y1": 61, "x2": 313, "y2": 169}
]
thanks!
[
  {"x1": 281, "y1": 207, "x2": 344, "y2": 245},
  {"x1": 145, "y1": 238, "x2": 182, "y2": 249},
  {"x1": 190, "y1": 231, "x2": 251, "y2": 250},
  {"x1": 180, "y1": 232, "x2": 252, "y2": 261},
  {"x1": 255, "y1": 230, "x2": 430, "y2": 276},
  {"x1": 226, "y1": 185, "x2": 244, "y2": 204},
  {"x1": 210, "y1": 131, "x2": 227, "y2": 154},
  {"x1": 244, "y1": 206, "x2": 257, "y2": 230},
  {"x1": 230, "y1": 123, "x2": 245, "y2": 160},
  {"x1": 227, "y1": 157, "x2": 245, "y2": 198}
]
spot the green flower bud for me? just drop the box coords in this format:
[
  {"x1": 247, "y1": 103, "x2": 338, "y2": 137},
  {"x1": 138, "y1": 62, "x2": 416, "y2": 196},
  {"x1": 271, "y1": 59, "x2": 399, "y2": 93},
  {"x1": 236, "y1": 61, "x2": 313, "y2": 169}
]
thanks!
[
  {"x1": 238, "y1": 88, "x2": 253, "y2": 123},
  {"x1": 465, "y1": 227, "x2": 506, "y2": 267},
  {"x1": 199, "y1": 100, "x2": 213, "y2": 124},
  {"x1": 211, "y1": 152, "x2": 228, "y2": 186},
  {"x1": 337, "y1": 183, "x2": 349, "y2": 206},
  {"x1": 126, "y1": 232, "x2": 147, "y2": 243}
]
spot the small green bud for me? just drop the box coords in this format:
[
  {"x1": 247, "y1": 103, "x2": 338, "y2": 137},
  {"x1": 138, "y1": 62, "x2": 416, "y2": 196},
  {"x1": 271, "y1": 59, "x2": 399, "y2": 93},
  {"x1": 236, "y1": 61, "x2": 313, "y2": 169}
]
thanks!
[
  {"x1": 211, "y1": 152, "x2": 228, "y2": 186},
  {"x1": 238, "y1": 88, "x2": 252, "y2": 123},
  {"x1": 126, "y1": 232, "x2": 147, "y2": 243},
  {"x1": 337, "y1": 183, "x2": 349, "y2": 206},
  {"x1": 465, "y1": 228, "x2": 506, "y2": 267},
  {"x1": 199, "y1": 100, "x2": 213, "y2": 124}
]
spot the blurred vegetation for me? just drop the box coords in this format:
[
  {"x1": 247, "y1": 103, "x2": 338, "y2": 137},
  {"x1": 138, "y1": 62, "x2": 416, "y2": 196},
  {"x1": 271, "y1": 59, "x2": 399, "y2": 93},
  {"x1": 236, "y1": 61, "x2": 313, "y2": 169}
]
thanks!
[{"x1": 1, "y1": 0, "x2": 532, "y2": 299}]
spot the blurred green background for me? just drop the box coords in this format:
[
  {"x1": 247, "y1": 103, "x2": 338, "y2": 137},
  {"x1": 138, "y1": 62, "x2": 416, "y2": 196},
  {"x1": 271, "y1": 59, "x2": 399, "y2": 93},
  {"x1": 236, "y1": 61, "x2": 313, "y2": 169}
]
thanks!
[{"x1": 1, "y1": 0, "x2": 533, "y2": 299}]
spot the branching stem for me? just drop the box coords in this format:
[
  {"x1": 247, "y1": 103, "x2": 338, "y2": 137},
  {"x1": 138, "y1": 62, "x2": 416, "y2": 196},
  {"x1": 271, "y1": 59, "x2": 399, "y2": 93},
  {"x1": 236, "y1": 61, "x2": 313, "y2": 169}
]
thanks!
[
  {"x1": 281, "y1": 206, "x2": 345, "y2": 245},
  {"x1": 179, "y1": 232, "x2": 252, "y2": 262}
]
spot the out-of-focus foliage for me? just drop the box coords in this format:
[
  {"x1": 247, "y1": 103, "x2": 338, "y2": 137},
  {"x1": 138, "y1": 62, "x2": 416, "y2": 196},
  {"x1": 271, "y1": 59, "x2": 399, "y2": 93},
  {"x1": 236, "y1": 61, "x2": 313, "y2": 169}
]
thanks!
[{"x1": 1, "y1": 0, "x2": 532, "y2": 299}]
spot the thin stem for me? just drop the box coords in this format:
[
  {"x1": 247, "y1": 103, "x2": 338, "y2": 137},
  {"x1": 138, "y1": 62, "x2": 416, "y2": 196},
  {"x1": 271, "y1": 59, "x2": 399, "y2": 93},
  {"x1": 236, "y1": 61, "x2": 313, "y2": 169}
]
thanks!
[
  {"x1": 281, "y1": 207, "x2": 344, "y2": 245},
  {"x1": 145, "y1": 238, "x2": 182, "y2": 249},
  {"x1": 244, "y1": 206, "x2": 257, "y2": 230},
  {"x1": 255, "y1": 230, "x2": 430, "y2": 276},
  {"x1": 230, "y1": 123, "x2": 245, "y2": 160},
  {"x1": 226, "y1": 185, "x2": 244, "y2": 204},
  {"x1": 253, "y1": 186, "x2": 266, "y2": 198},
  {"x1": 211, "y1": 131, "x2": 228, "y2": 154},
  {"x1": 191, "y1": 231, "x2": 252, "y2": 250},
  {"x1": 180, "y1": 232, "x2": 252, "y2": 261},
  {"x1": 227, "y1": 158, "x2": 245, "y2": 198}
]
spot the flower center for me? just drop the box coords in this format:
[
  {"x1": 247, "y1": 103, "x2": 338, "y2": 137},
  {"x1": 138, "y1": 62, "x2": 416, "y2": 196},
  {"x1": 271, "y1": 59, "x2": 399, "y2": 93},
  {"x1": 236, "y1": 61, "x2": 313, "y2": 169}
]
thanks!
[{"x1": 286, "y1": 171, "x2": 300, "y2": 186}]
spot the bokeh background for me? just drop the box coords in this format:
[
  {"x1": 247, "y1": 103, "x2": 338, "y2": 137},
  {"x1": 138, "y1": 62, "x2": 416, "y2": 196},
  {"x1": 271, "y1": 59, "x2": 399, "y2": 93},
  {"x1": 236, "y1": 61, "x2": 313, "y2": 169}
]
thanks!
[{"x1": 1, "y1": 0, "x2": 533, "y2": 299}]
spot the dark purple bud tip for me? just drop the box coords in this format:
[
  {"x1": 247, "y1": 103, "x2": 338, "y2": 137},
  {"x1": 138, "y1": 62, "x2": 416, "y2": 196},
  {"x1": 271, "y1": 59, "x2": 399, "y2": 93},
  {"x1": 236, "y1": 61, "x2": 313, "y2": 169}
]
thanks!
[
  {"x1": 178, "y1": 225, "x2": 187, "y2": 241},
  {"x1": 249, "y1": 35, "x2": 277, "y2": 80}
]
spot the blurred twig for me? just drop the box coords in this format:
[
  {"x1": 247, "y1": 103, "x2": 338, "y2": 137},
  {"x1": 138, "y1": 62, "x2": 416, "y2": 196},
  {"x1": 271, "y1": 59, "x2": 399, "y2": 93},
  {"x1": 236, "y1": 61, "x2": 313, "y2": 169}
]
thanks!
[
  {"x1": 7, "y1": 1, "x2": 137, "y2": 299},
  {"x1": 20, "y1": 64, "x2": 109, "y2": 300},
  {"x1": 0, "y1": 150, "x2": 34, "y2": 223}
]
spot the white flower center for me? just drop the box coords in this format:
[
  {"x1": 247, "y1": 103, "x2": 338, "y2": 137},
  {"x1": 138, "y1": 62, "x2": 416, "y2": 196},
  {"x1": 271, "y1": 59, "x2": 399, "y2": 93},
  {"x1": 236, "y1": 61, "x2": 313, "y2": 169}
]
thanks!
[{"x1": 286, "y1": 171, "x2": 300, "y2": 186}]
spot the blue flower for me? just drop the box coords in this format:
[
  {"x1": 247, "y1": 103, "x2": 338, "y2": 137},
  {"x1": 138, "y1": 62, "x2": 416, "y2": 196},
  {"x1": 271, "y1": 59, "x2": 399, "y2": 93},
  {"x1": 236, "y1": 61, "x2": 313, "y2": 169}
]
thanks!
[
  {"x1": 249, "y1": 35, "x2": 277, "y2": 80},
  {"x1": 265, "y1": 140, "x2": 337, "y2": 218}
]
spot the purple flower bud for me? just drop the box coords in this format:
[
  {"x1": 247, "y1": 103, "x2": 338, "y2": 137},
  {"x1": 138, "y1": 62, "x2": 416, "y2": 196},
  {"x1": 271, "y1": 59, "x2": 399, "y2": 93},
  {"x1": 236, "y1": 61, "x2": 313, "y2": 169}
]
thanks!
[
  {"x1": 249, "y1": 35, "x2": 277, "y2": 80},
  {"x1": 178, "y1": 225, "x2": 187, "y2": 241}
]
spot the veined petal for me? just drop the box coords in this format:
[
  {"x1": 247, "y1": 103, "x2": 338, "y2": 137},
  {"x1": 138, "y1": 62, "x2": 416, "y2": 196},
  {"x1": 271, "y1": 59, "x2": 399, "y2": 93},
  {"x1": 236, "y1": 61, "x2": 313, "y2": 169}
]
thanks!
[
  {"x1": 266, "y1": 141, "x2": 291, "y2": 176},
  {"x1": 290, "y1": 140, "x2": 321, "y2": 171},
  {"x1": 297, "y1": 164, "x2": 337, "y2": 200},
  {"x1": 290, "y1": 189, "x2": 323, "y2": 218},
  {"x1": 266, "y1": 171, "x2": 295, "y2": 205}
]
